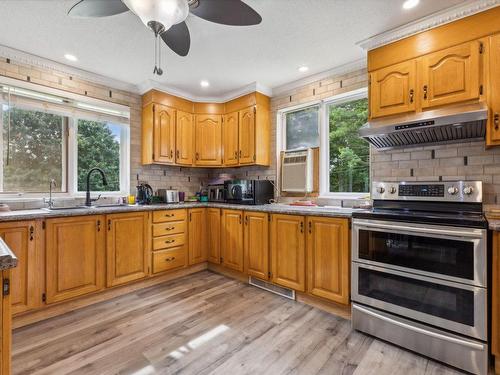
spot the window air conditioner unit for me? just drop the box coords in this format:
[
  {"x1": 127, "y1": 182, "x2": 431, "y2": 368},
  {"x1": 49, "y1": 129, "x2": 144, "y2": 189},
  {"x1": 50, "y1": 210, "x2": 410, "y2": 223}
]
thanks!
[{"x1": 281, "y1": 148, "x2": 313, "y2": 193}]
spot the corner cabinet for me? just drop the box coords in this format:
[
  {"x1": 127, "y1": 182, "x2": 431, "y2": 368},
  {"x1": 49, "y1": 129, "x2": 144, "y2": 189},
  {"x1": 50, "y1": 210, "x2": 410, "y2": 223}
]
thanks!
[
  {"x1": 106, "y1": 212, "x2": 149, "y2": 287},
  {"x1": 46, "y1": 216, "x2": 105, "y2": 304},
  {"x1": 195, "y1": 114, "x2": 222, "y2": 166}
]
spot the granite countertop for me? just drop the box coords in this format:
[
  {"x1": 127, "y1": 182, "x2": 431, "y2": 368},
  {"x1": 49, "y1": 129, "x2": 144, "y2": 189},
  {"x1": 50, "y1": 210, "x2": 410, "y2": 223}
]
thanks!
[
  {"x1": 0, "y1": 202, "x2": 359, "y2": 222},
  {"x1": 0, "y1": 237, "x2": 17, "y2": 270}
]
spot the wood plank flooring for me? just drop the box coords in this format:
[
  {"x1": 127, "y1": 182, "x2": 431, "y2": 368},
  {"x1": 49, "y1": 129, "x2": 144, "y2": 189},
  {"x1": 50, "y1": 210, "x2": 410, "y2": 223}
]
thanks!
[{"x1": 12, "y1": 271, "x2": 467, "y2": 375}]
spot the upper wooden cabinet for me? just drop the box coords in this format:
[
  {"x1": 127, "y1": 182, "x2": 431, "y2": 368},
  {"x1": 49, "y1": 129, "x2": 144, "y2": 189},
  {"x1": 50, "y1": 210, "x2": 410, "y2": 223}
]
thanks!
[
  {"x1": 106, "y1": 212, "x2": 149, "y2": 287},
  {"x1": 195, "y1": 114, "x2": 222, "y2": 166},
  {"x1": 488, "y1": 34, "x2": 500, "y2": 145},
  {"x1": 370, "y1": 60, "x2": 416, "y2": 118},
  {"x1": 244, "y1": 211, "x2": 269, "y2": 280},
  {"x1": 188, "y1": 208, "x2": 207, "y2": 265},
  {"x1": 142, "y1": 90, "x2": 270, "y2": 167},
  {"x1": 176, "y1": 110, "x2": 194, "y2": 165},
  {"x1": 270, "y1": 214, "x2": 306, "y2": 292},
  {"x1": 207, "y1": 208, "x2": 221, "y2": 264},
  {"x1": 46, "y1": 216, "x2": 105, "y2": 304},
  {"x1": 306, "y1": 217, "x2": 350, "y2": 305},
  {"x1": 221, "y1": 209, "x2": 244, "y2": 272},
  {"x1": 420, "y1": 41, "x2": 481, "y2": 109},
  {"x1": 223, "y1": 111, "x2": 239, "y2": 166}
]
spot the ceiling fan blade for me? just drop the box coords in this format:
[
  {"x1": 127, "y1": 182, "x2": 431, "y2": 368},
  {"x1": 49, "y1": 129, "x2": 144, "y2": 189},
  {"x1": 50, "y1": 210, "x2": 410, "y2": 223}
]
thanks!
[
  {"x1": 161, "y1": 22, "x2": 191, "y2": 57},
  {"x1": 68, "y1": 0, "x2": 129, "y2": 18},
  {"x1": 190, "y1": 0, "x2": 262, "y2": 26}
]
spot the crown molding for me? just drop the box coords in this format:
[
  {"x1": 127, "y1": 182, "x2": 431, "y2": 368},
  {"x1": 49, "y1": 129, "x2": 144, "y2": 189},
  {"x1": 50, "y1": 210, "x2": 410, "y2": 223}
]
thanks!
[
  {"x1": 0, "y1": 44, "x2": 139, "y2": 93},
  {"x1": 271, "y1": 58, "x2": 367, "y2": 97},
  {"x1": 136, "y1": 80, "x2": 273, "y2": 102},
  {"x1": 357, "y1": 0, "x2": 500, "y2": 51}
]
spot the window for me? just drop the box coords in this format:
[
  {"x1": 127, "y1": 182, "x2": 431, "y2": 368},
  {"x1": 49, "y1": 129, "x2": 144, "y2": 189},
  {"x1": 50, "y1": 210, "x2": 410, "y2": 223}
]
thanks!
[
  {"x1": 0, "y1": 81, "x2": 130, "y2": 197},
  {"x1": 284, "y1": 105, "x2": 319, "y2": 150}
]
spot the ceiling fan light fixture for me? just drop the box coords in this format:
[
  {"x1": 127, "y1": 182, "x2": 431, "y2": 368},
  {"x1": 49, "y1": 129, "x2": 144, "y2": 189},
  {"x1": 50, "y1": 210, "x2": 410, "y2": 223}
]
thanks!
[{"x1": 122, "y1": 0, "x2": 189, "y2": 31}]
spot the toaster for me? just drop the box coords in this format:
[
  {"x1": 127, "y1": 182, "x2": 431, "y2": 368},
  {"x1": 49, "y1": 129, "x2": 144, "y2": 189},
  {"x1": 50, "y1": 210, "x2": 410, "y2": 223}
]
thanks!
[{"x1": 158, "y1": 189, "x2": 180, "y2": 203}]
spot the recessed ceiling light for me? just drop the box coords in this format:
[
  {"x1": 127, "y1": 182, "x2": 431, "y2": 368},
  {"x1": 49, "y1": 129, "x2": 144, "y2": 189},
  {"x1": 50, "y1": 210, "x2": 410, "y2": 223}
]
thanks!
[
  {"x1": 64, "y1": 54, "x2": 78, "y2": 62},
  {"x1": 298, "y1": 66, "x2": 309, "y2": 73},
  {"x1": 402, "y1": 0, "x2": 419, "y2": 9},
  {"x1": 200, "y1": 80, "x2": 210, "y2": 88}
]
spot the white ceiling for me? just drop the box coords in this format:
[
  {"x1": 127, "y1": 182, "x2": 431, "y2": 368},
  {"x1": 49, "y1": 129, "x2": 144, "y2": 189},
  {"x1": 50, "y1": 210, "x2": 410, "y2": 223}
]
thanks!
[{"x1": 0, "y1": 0, "x2": 467, "y2": 98}]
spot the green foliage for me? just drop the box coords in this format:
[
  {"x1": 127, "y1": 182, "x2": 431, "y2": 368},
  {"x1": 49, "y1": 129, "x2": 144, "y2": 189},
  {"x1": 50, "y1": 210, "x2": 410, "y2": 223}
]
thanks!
[
  {"x1": 329, "y1": 98, "x2": 369, "y2": 192},
  {"x1": 77, "y1": 119, "x2": 120, "y2": 191},
  {"x1": 286, "y1": 106, "x2": 320, "y2": 149},
  {"x1": 2, "y1": 108, "x2": 63, "y2": 192}
]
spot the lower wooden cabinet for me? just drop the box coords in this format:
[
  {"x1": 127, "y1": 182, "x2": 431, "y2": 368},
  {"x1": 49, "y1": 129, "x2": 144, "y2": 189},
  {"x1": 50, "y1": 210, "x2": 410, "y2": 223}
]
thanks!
[
  {"x1": 152, "y1": 247, "x2": 187, "y2": 274},
  {"x1": 188, "y1": 208, "x2": 207, "y2": 265},
  {"x1": 207, "y1": 208, "x2": 221, "y2": 264},
  {"x1": 0, "y1": 221, "x2": 38, "y2": 315},
  {"x1": 106, "y1": 212, "x2": 149, "y2": 287},
  {"x1": 270, "y1": 214, "x2": 306, "y2": 291},
  {"x1": 244, "y1": 211, "x2": 269, "y2": 280},
  {"x1": 46, "y1": 216, "x2": 105, "y2": 304},
  {"x1": 0, "y1": 268, "x2": 12, "y2": 375},
  {"x1": 221, "y1": 209, "x2": 244, "y2": 272},
  {"x1": 306, "y1": 217, "x2": 350, "y2": 305}
]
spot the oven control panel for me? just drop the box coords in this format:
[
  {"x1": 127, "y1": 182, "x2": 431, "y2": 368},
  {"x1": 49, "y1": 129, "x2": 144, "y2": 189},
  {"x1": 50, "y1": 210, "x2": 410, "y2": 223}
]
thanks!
[{"x1": 371, "y1": 181, "x2": 482, "y2": 202}]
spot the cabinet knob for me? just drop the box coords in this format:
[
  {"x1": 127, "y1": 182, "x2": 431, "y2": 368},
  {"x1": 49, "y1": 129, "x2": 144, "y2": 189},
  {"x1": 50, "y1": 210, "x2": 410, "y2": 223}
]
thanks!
[
  {"x1": 165, "y1": 239, "x2": 175, "y2": 244},
  {"x1": 423, "y1": 85, "x2": 428, "y2": 100},
  {"x1": 176, "y1": 150, "x2": 180, "y2": 158},
  {"x1": 170, "y1": 150, "x2": 173, "y2": 158},
  {"x1": 300, "y1": 221, "x2": 304, "y2": 233},
  {"x1": 234, "y1": 151, "x2": 238, "y2": 159},
  {"x1": 165, "y1": 256, "x2": 176, "y2": 262},
  {"x1": 409, "y1": 89, "x2": 414, "y2": 103},
  {"x1": 239, "y1": 150, "x2": 242, "y2": 158},
  {"x1": 165, "y1": 227, "x2": 175, "y2": 231},
  {"x1": 494, "y1": 113, "x2": 499, "y2": 130},
  {"x1": 195, "y1": 152, "x2": 199, "y2": 160}
]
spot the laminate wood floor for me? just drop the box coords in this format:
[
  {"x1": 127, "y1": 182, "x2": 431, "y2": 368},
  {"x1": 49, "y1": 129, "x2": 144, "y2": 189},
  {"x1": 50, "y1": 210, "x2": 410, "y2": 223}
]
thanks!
[{"x1": 12, "y1": 271, "x2": 467, "y2": 375}]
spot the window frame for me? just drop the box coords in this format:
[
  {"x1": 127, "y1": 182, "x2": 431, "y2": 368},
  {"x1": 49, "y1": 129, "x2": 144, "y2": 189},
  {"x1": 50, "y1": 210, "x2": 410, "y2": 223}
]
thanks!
[
  {"x1": 277, "y1": 87, "x2": 369, "y2": 199},
  {"x1": 0, "y1": 76, "x2": 130, "y2": 199}
]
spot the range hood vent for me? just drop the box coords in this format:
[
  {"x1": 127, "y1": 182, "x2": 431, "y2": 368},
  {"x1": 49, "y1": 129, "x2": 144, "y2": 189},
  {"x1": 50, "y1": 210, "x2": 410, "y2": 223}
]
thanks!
[{"x1": 359, "y1": 102, "x2": 488, "y2": 150}]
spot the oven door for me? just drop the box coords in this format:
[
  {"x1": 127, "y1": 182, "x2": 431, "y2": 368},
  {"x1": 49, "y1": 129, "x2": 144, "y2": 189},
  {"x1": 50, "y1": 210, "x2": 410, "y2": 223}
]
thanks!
[
  {"x1": 351, "y1": 263, "x2": 487, "y2": 340},
  {"x1": 352, "y1": 219, "x2": 486, "y2": 287}
]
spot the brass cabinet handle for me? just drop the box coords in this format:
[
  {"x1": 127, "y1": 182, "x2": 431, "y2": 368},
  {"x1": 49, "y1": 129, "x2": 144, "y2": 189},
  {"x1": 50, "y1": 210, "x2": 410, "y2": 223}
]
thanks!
[
  {"x1": 409, "y1": 89, "x2": 414, "y2": 103},
  {"x1": 195, "y1": 152, "x2": 199, "y2": 160},
  {"x1": 495, "y1": 113, "x2": 499, "y2": 130},
  {"x1": 239, "y1": 214, "x2": 242, "y2": 224},
  {"x1": 245, "y1": 215, "x2": 248, "y2": 225},
  {"x1": 29, "y1": 225, "x2": 34, "y2": 241},
  {"x1": 300, "y1": 221, "x2": 304, "y2": 233},
  {"x1": 176, "y1": 150, "x2": 180, "y2": 158},
  {"x1": 239, "y1": 150, "x2": 242, "y2": 158},
  {"x1": 165, "y1": 256, "x2": 176, "y2": 262},
  {"x1": 423, "y1": 85, "x2": 428, "y2": 100},
  {"x1": 234, "y1": 151, "x2": 238, "y2": 159},
  {"x1": 165, "y1": 213, "x2": 174, "y2": 217},
  {"x1": 108, "y1": 219, "x2": 111, "y2": 231},
  {"x1": 308, "y1": 221, "x2": 312, "y2": 234},
  {"x1": 165, "y1": 239, "x2": 175, "y2": 244},
  {"x1": 170, "y1": 150, "x2": 173, "y2": 158},
  {"x1": 165, "y1": 226, "x2": 175, "y2": 231},
  {"x1": 97, "y1": 220, "x2": 101, "y2": 232}
]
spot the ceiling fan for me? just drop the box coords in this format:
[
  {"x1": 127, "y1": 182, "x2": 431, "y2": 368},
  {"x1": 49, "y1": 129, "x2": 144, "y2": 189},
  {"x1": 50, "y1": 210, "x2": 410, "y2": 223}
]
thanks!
[{"x1": 68, "y1": 0, "x2": 262, "y2": 76}]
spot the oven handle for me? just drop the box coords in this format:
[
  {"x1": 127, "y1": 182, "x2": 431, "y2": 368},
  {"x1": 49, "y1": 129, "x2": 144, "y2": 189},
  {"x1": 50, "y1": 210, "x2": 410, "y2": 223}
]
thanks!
[
  {"x1": 354, "y1": 222, "x2": 483, "y2": 239},
  {"x1": 352, "y1": 304, "x2": 486, "y2": 351}
]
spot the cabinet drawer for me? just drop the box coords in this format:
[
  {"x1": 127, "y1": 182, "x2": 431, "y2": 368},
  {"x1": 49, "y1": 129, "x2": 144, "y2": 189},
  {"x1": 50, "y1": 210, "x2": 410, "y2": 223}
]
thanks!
[
  {"x1": 152, "y1": 247, "x2": 186, "y2": 274},
  {"x1": 153, "y1": 209, "x2": 187, "y2": 223},
  {"x1": 153, "y1": 233, "x2": 186, "y2": 250},
  {"x1": 153, "y1": 221, "x2": 186, "y2": 237}
]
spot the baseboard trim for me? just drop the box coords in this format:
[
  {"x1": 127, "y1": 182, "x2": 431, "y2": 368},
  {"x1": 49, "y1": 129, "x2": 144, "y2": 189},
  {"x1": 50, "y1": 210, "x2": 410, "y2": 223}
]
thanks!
[
  {"x1": 13, "y1": 263, "x2": 208, "y2": 329},
  {"x1": 207, "y1": 262, "x2": 248, "y2": 283}
]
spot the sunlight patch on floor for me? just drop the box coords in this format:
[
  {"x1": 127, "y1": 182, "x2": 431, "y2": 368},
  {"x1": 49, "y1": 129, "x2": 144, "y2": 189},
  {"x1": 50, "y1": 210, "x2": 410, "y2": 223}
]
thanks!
[{"x1": 168, "y1": 324, "x2": 230, "y2": 359}]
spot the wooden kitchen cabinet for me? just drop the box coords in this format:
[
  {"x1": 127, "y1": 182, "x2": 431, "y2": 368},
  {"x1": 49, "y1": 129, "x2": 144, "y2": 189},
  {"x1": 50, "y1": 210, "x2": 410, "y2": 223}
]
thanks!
[
  {"x1": 238, "y1": 106, "x2": 256, "y2": 165},
  {"x1": 188, "y1": 208, "x2": 207, "y2": 265},
  {"x1": 488, "y1": 34, "x2": 500, "y2": 145},
  {"x1": 46, "y1": 216, "x2": 105, "y2": 304},
  {"x1": 307, "y1": 217, "x2": 350, "y2": 305},
  {"x1": 244, "y1": 211, "x2": 269, "y2": 280},
  {"x1": 0, "y1": 221, "x2": 38, "y2": 315},
  {"x1": 492, "y1": 231, "x2": 500, "y2": 374},
  {"x1": 153, "y1": 104, "x2": 176, "y2": 164},
  {"x1": 270, "y1": 214, "x2": 306, "y2": 291},
  {"x1": 223, "y1": 111, "x2": 239, "y2": 166},
  {"x1": 221, "y1": 209, "x2": 244, "y2": 272},
  {"x1": 195, "y1": 114, "x2": 222, "y2": 166},
  {"x1": 420, "y1": 41, "x2": 481, "y2": 109},
  {"x1": 0, "y1": 269, "x2": 11, "y2": 375},
  {"x1": 106, "y1": 212, "x2": 149, "y2": 287},
  {"x1": 370, "y1": 60, "x2": 417, "y2": 118},
  {"x1": 176, "y1": 110, "x2": 194, "y2": 165},
  {"x1": 207, "y1": 208, "x2": 221, "y2": 264}
]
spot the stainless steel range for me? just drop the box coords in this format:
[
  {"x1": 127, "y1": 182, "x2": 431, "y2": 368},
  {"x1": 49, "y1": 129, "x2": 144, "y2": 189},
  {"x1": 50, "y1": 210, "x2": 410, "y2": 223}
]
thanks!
[{"x1": 351, "y1": 181, "x2": 488, "y2": 375}]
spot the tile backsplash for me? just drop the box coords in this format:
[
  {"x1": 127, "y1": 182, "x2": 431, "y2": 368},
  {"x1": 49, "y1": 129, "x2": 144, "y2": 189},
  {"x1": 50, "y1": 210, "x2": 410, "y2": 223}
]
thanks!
[{"x1": 371, "y1": 140, "x2": 500, "y2": 204}]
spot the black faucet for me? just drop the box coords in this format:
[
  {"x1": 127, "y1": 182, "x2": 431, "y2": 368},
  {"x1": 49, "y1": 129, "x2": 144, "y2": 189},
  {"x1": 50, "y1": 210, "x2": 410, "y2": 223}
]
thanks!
[{"x1": 85, "y1": 167, "x2": 108, "y2": 207}]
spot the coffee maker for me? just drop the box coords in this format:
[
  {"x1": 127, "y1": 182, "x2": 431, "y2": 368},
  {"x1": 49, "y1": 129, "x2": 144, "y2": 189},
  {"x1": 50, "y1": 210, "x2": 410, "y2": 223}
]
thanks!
[{"x1": 136, "y1": 183, "x2": 153, "y2": 205}]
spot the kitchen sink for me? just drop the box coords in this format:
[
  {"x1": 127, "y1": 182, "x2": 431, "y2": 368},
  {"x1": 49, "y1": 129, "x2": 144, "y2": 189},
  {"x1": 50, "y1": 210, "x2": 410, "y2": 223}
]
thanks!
[
  {"x1": 41, "y1": 206, "x2": 87, "y2": 211},
  {"x1": 82, "y1": 204, "x2": 130, "y2": 209}
]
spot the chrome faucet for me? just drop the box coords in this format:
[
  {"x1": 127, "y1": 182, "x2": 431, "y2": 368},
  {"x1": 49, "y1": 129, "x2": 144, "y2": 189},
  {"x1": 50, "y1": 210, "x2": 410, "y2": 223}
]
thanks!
[
  {"x1": 85, "y1": 168, "x2": 108, "y2": 207},
  {"x1": 44, "y1": 179, "x2": 57, "y2": 209}
]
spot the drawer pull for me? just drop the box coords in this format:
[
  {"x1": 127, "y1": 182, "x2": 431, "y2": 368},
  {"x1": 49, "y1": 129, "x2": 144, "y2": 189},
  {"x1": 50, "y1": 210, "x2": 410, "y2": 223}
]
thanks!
[
  {"x1": 165, "y1": 227, "x2": 175, "y2": 231},
  {"x1": 165, "y1": 256, "x2": 176, "y2": 262},
  {"x1": 165, "y1": 239, "x2": 175, "y2": 244},
  {"x1": 165, "y1": 213, "x2": 175, "y2": 217}
]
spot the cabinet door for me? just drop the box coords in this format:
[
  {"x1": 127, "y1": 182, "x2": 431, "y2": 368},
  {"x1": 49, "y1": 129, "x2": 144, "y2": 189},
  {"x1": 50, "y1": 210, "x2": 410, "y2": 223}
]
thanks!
[
  {"x1": 154, "y1": 104, "x2": 176, "y2": 164},
  {"x1": 207, "y1": 208, "x2": 221, "y2": 264},
  {"x1": 221, "y1": 209, "x2": 243, "y2": 272},
  {"x1": 238, "y1": 106, "x2": 256, "y2": 165},
  {"x1": 188, "y1": 208, "x2": 207, "y2": 265},
  {"x1": 370, "y1": 60, "x2": 416, "y2": 118},
  {"x1": 223, "y1": 111, "x2": 239, "y2": 166},
  {"x1": 489, "y1": 35, "x2": 500, "y2": 144},
  {"x1": 244, "y1": 212, "x2": 269, "y2": 280},
  {"x1": 1, "y1": 269, "x2": 11, "y2": 375},
  {"x1": 195, "y1": 114, "x2": 222, "y2": 166},
  {"x1": 46, "y1": 216, "x2": 105, "y2": 304},
  {"x1": 421, "y1": 41, "x2": 481, "y2": 109},
  {"x1": 176, "y1": 110, "x2": 194, "y2": 165},
  {"x1": 106, "y1": 212, "x2": 149, "y2": 287},
  {"x1": 0, "y1": 222, "x2": 37, "y2": 315},
  {"x1": 307, "y1": 217, "x2": 350, "y2": 304},
  {"x1": 270, "y1": 214, "x2": 305, "y2": 291}
]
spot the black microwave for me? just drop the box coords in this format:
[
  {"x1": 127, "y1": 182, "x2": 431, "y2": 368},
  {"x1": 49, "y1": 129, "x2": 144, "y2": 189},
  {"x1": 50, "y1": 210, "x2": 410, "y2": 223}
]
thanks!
[{"x1": 224, "y1": 179, "x2": 274, "y2": 205}]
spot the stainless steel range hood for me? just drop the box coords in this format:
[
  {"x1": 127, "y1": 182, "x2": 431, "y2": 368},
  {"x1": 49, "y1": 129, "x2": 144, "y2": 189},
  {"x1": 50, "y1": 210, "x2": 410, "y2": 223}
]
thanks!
[{"x1": 359, "y1": 102, "x2": 488, "y2": 150}]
